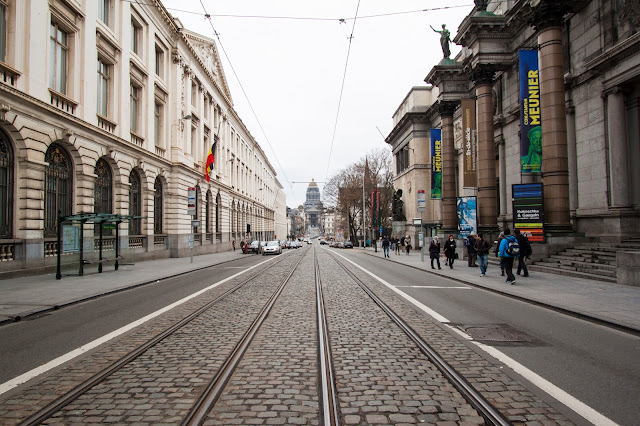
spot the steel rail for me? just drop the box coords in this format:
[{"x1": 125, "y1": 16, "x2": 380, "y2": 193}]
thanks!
[
  {"x1": 314, "y1": 246, "x2": 341, "y2": 426},
  {"x1": 181, "y1": 250, "x2": 307, "y2": 425},
  {"x1": 328, "y1": 251, "x2": 512, "y2": 426},
  {"x1": 17, "y1": 253, "x2": 294, "y2": 426}
]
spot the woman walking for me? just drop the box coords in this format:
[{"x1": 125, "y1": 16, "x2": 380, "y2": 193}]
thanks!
[
  {"x1": 429, "y1": 236, "x2": 442, "y2": 269},
  {"x1": 405, "y1": 235, "x2": 412, "y2": 255},
  {"x1": 444, "y1": 235, "x2": 457, "y2": 268}
]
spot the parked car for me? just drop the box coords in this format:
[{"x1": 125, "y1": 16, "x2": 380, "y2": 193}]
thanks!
[
  {"x1": 262, "y1": 240, "x2": 282, "y2": 255},
  {"x1": 343, "y1": 241, "x2": 354, "y2": 249},
  {"x1": 337, "y1": 242, "x2": 344, "y2": 248},
  {"x1": 248, "y1": 240, "x2": 260, "y2": 253},
  {"x1": 259, "y1": 241, "x2": 267, "y2": 254},
  {"x1": 320, "y1": 239, "x2": 328, "y2": 245}
]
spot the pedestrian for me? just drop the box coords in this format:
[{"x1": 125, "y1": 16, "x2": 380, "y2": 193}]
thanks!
[
  {"x1": 498, "y1": 228, "x2": 520, "y2": 285},
  {"x1": 382, "y1": 236, "x2": 390, "y2": 258},
  {"x1": 240, "y1": 240, "x2": 245, "y2": 253},
  {"x1": 429, "y1": 236, "x2": 442, "y2": 269},
  {"x1": 495, "y1": 232, "x2": 505, "y2": 276},
  {"x1": 395, "y1": 236, "x2": 401, "y2": 255},
  {"x1": 390, "y1": 237, "x2": 396, "y2": 253},
  {"x1": 475, "y1": 233, "x2": 491, "y2": 277},
  {"x1": 232, "y1": 239, "x2": 236, "y2": 251},
  {"x1": 366, "y1": 237, "x2": 371, "y2": 247},
  {"x1": 514, "y1": 229, "x2": 532, "y2": 277},
  {"x1": 405, "y1": 235, "x2": 412, "y2": 255},
  {"x1": 444, "y1": 234, "x2": 457, "y2": 268},
  {"x1": 466, "y1": 233, "x2": 478, "y2": 267}
]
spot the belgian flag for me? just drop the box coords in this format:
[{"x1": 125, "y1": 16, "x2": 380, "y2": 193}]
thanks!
[{"x1": 204, "y1": 139, "x2": 217, "y2": 182}]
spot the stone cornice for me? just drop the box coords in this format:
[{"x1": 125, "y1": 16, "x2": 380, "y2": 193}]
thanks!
[
  {"x1": 385, "y1": 112, "x2": 429, "y2": 146},
  {"x1": 586, "y1": 32, "x2": 640, "y2": 73},
  {"x1": 528, "y1": 0, "x2": 574, "y2": 32},
  {"x1": 437, "y1": 100, "x2": 459, "y2": 118},
  {"x1": 453, "y1": 13, "x2": 508, "y2": 47}
]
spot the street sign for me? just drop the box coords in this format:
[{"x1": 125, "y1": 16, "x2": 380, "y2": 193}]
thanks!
[
  {"x1": 191, "y1": 220, "x2": 201, "y2": 227},
  {"x1": 417, "y1": 190, "x2": 426, "y2": 212},
  {"x1": 102, "y1": 223, "x2": 116, "y2": 230},
  {"x1": 412, "y1": 218, "x2": 422, "y2": 226},
  {"x1": 379, "y1": 226, "x2": 383, "y2": 236},
  {"x1": 187, "y1": 187, "x2": 196, "y2": 216}
]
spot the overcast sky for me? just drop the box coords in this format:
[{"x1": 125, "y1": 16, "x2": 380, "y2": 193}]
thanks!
[{"x1": 161, "y1": 0, "x2": 473, "y2": 207}]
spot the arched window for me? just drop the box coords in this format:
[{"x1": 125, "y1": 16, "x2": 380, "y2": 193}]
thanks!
[
  {"x1": 94, "y1": 159, "x2": 112, "y2": 214},
  {"x1": 44, "y1": 144, "x2": 72, "y2": 236},
  {"x1": 129, "y1": 169, "x2": 141, "y2": 235},
  {"x1": 0, "y1": 131, "x2": 14, "y2": 238},
  {"x1": 154, "y1": 177, "x2": 163, "y2": 234},
  {"x1": 215, "y1": 192, "x2": 221, "y2": 233},
  {"x1": 206, "y1": 191, "x2": 212, "y2": 233}
]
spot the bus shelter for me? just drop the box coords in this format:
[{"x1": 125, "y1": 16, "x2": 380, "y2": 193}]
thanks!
[{"x1": 56, "y1": 212, "x2": 144, "y2": 279}]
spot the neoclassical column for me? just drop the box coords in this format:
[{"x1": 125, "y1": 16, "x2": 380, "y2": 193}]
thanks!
[
  {"x1": 471, "y1": 67, "x2": 498, "y2": 230},
  {"x1": 532, "y1": 1, "x2": 572, "y2": 230},
  {"x1": 565, "y1": 102, "x2": 579, "y2": 218},
  {"x1": 439, "y1": 101, "x2": 458, "y2": 234},
  {"x1": 605, "y1": 88, "x2": 631, "y2": 208}
]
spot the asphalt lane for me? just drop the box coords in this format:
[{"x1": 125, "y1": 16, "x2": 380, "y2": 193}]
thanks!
[
  {"x1": 332, "y1": 247, "x2": 640, "y2": 426},
  {"x1": 0, "y1": 253, "x2": 277, "y2": 384}
]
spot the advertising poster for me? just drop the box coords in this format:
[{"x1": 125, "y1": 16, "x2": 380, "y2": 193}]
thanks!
[
  {"x1": 430, "y1": 129, "x2": 442, "y2": 199},
  {"x1": 461, "y1": 99, "x2": 477, "y2": 187},
  {"x1": 456, "y1": 196, "x2": 477, "y2": 239},
  {"x1": 417, "y1": 189, "x2": 426, "y2": 212},
  {"x1": 513, "y1": 183, "x2": 545, "y2": 242},
  {"x1": 62, "y1": 225, "x2": 80, "y2": 253},
  {"x1": 519, "y1": 50, "x2": 542, "y2": 174}
]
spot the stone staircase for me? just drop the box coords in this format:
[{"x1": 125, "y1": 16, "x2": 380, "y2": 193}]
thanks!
[{"x1": 530, "y1": 239, "x2": 640, "y2": 283}]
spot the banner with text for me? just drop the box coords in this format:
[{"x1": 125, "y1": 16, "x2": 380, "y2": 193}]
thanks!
[
  {"x1": 430, "y1": 129, "x2": 442, "y2": 199},
  {"x1": 512, "y1": 183, "x2": 545, "y2": 243},
  {"x1": 456, "y1": 196, "x2": 477, "y2": 239},
  {"x1": 519, "y1": 49, "x2": 542, "y2": 174},
  {"x1": 461, "y1": 99, "x2": 477, "y2": 187}
]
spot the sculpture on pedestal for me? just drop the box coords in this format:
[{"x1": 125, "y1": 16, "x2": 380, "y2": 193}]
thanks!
[
  {"x1": 475, "y1": 0, "x2": 489, "y2": 11},
  {"x1": 430, "y1": 24, "x2": 451, "y2": 59},
  {"x1": 392, "y1": 189, "x2": 406, "y2": 222}
]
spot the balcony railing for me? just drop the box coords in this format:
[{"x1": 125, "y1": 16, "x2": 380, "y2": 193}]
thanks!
[
  {"x1": 49, "y1": 89, "x2": 77, "y2": 115},
  {"x1": 155, "y1": 145, "x2": 166, "y2": 158},
  {"x1": 130, "y1": 132, "x2": 144, "y2": 148},
  {"x1": 97, "y1": 114, "x2": 117, "y2": 133},
  {"x1": 154, "y1": 235, "x2": 166, "y2": 246},
  {"x1": 216, "y1": 232, "x2": 222, "y2": 242},
  {"x1": 0, "y1": 62, "x2": 20, "y2": 87},
  {"x1": 0, "y1": 242, "x2": 15, "y2": 261},
  {"x1": 94, "y1": 237, "x2": 115, "y2": 251},
  {"x1": 129, "y1": 236, "x2": 144, "y2": 248}
]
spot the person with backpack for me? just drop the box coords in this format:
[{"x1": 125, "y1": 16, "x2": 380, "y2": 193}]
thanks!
[
  {"x1": 514, "y1": 229, "x2": 531, "y2": 277},
  {"x1": 466, "y1": 233, "x2": 477, "y2": 267},
  {"x1": 475, "y1": 233, "x2": 491, "y2": 277},
  {"x1": 444, "y1": 235, "x2": 457, "y2": 269},
  {"x1": 498, "y1": 228, "x2": 520, "y2": 284},
  {"x1": 429, "y1": 236, "x2": 442, "y2": 269},
  {"x1": 495, "y1": 232, "x2": 505, "y2": 276}
]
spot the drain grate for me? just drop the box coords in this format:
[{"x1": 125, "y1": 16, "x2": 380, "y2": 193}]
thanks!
[{"x1": 453, "y1": 323, "x2": 542, "y2": 346}]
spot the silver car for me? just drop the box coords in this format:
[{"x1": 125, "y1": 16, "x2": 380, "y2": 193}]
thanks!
[{"x1": 262, "y1": 240, "x2": 282, "y2": 255}]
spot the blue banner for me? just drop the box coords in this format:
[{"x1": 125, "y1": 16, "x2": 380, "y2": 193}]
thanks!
[
  {"x1": 519, "y1": 50, "x2": 542, "y2": 174},
  {"x1": 430, "y1": 129, "x2": 442, "y2": 199},
  {"x1": 456, "y1": 197, "x2": 477, "y2": 239}
]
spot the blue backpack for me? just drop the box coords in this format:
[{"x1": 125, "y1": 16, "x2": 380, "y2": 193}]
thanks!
[{"x1": 506, "y1": 237, "x2": 520, "y2": 257}]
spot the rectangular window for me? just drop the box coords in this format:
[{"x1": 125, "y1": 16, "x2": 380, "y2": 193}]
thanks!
[
  {"x1": 191, "y1": 82, "x2": 197, "y2": 107},
  {"x1": 131, "y1": 19, "x2": 141, "y2": 56},
  {"x1": 49, "y1": 22, "x2": 68, "y2": 94},
  {"x1": 97, "y1": 59, "x2": 109, "y2": 116},
  {"x1": 130, "y1": 84, "x2": 139, "y2": 134},
  {"x1": 98, "y1": 0, "x2": 110, "y2": 26},
  {"x1": 155, "y1": 45, "x2": 163, "y2": 77},
  {"x1": 191, "y1": 124, "x2": 197, "y2": 156},
  {"x1": 154, "y1": 102, "x2": 163, "y2": 146},
  {"x1": 0, "y1": 3, "x2": 6, "y2": 63}
]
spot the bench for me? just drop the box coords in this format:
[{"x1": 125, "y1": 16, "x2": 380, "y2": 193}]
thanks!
[{"x1": 83, "y1": 256, "x2": 125, "y2": 265}]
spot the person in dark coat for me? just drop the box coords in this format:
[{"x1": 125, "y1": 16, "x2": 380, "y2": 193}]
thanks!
[
  {"x1": 444, "y1": 235, "x2": 457, "y2": 269},
  {"x1": 498, "y1": 228, "x2": 519, "y2": 284},
  {"x1": 429, "y1": 236, "x2": 442, "y2": 269},
  {"x1": 514, "y1": 229, "x2": 531, "y2": 277},
  {"x1": 466, "y1": 233, "x2": 477, "y2": 267},
  {"x1": 382, "y1": 236, "x2": 390, "y2": 258},
  {"x1": 475, "y1": 234, "x2": 491, "y2": 277}
]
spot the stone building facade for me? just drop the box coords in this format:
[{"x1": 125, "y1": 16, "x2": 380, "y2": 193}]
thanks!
[
  {"x1": 0, "y1": 0, "x2": 282, "y2": 274},
  {"x1": 389, "y1": 0, "x2": 640, "y2": 252}
]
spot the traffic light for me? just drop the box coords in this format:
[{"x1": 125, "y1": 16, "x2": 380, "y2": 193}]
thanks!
[{"x1": 247, "y1": 224, "x2": 251, "y2": 233}]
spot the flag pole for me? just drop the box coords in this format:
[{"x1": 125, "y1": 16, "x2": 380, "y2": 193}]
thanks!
[{"x1": 363, "y1": 156, "x2": 366, "y2": 248}]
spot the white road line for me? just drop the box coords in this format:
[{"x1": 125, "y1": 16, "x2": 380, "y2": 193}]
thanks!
[
  {"x1": 334, "y1": 250, "x2": 619, "y2": 426},
  {"x1": 397, "y1": 286, "x2": 471, "y2": 289},
  {"x1": 0, "y1": 257, "x2": 277, "y2": 396}
]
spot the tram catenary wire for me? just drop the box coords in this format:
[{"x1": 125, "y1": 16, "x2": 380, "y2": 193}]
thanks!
[
  {"x1": 324, "y1": 248, "x2": 512, "y2": 426},
  {"x1": 16, "y1": 252, "x2": 298, "y2": 426}
]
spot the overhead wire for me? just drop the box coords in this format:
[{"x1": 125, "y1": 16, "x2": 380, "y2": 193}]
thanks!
[{"x1": 324, "y1": 0, "x2": 362, "y2": 184}]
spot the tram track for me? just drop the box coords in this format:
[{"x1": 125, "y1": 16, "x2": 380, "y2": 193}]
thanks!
[
  {"x1": 324, "y1": 248, "x2": 512, "y2": 426},
  {"x1": 15, "y1": 251, "x2": 302, "y2": 426}
]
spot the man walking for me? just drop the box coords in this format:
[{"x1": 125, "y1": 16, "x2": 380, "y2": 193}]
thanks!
[
  {"x1": 382, "y1": 236, "x2": 390, "y2": 258},
  {"x1": 466, "y1": 233, "x2": 477, "y2": 267},
  {"x1": 475, "y1": 234, "x2": 491, "y2": 277},
  {"x1": 498, "y1": 229, "x2": 519, "y2": 284},
  {"x1": 515, "y1": 229, "x2": 531, "y2": 277},
  {"x1": 429, "y1": 236, "x2": 442, "y2": 269}
]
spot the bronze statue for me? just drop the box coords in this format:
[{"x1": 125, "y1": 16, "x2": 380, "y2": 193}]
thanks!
[
  {"x1": 475, "y1": 0, "x2": 488, "y2": 11},
  {"x1": 430, "y1": 24, "x2": 451, "y2": 59},
  {"x1": 392, "y1": 189, "x2": 406, "y2": 221}
]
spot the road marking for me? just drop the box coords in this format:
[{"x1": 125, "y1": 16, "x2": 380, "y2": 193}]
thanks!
[
  {"x1": 333, "y1": 250, "x2": 620, "y2": 426},
  {"x1": 0, "y1": 256, "x2": 278, "y2": 396},
  {"x1": 397, "y1": 286, "x2": 471, "y2": 289}
]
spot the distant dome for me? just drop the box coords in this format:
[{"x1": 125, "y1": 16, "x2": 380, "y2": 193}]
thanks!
[{"x1": 308, "y1": 178, "x2": 318, "y2": 188}]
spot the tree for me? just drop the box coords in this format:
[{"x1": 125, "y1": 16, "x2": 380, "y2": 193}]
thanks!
[{"x1": 323, "y1": 148, "x2": 393, "y2": 243}]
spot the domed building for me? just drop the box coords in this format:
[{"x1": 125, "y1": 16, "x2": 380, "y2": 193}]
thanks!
[{"x1": 303, "y1": 179, "x2": 323, "y2": 237}]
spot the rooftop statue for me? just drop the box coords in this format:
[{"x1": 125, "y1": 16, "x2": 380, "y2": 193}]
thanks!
[
  {"x1": 430, "y1": 24, "x2": 451, "y2": 59},
  {"x1": 475, "y1": 0, "x2": 489, "y2": 12}
]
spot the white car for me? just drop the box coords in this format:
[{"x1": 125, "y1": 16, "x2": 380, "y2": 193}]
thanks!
[{"x1": 262, "y1": 240, "x2": 282, "y2": 255}]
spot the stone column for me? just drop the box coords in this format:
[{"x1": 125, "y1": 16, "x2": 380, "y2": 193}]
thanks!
[
  {"x1": 606, "y1": 88, "x2": 631, "y2": 208},
  {"x1": 498, "y1": 138, "x2": 507, "y2": 219},
  {"x1": 475, "y1": 79, "x2": 498, "y2": 230},
  {"x1": 534, "y1": 11, "x2": 572, "y2": 230},
  {"x1": 565, "y1": 102, "x2": 579, "y2": 219},
  {"x1": 439, "y1": 101, "x2": 458, "y2": 234}
]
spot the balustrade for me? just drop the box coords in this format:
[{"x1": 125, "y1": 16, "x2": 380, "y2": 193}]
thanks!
[{"x1": 0, "y1": 243, "x2": 15, "y2": 261}]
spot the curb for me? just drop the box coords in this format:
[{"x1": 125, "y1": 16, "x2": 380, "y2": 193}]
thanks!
[{"x1": 358, "y1": 250, "x2": 640, "y2": 337}]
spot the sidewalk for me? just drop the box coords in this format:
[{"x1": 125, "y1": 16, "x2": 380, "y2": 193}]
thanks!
[
  {"x1": 357, "y1": 246, "x2": 640, "y2": 333},
  {"x1": 0, "y1": 250, "x2": 250, "y2": 325}
]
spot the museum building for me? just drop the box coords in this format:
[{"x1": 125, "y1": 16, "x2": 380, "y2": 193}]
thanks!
[{"x1": 0, "y1": 0, "x2": 283, "y2": 274}]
